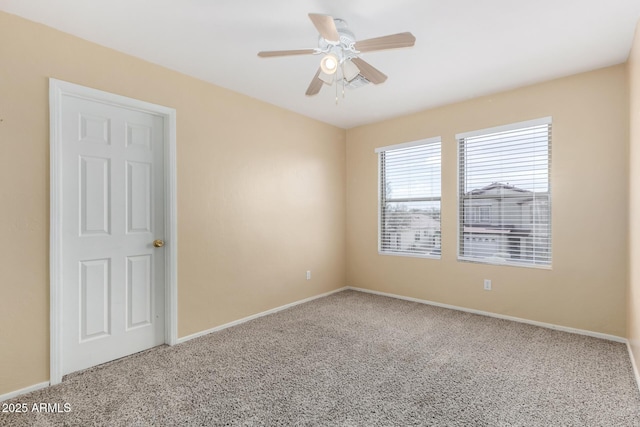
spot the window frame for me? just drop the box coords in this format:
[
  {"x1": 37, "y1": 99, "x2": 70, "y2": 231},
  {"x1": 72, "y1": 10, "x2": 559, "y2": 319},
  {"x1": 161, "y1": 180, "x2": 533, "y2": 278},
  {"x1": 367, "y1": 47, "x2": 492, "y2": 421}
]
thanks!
[
  {"x1": 456, "y1": 117, "x2": 552, "y2": 269},
  {"x1": 376, "y1": 136, "x2": 442, "y2": 259}
]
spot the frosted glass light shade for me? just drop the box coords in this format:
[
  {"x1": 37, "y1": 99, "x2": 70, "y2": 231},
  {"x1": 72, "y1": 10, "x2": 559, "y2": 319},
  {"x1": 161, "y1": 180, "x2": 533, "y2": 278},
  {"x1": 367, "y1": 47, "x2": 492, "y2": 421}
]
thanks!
[{"x1": 320, "y1": 54, "x2": 339, "y2": 75}]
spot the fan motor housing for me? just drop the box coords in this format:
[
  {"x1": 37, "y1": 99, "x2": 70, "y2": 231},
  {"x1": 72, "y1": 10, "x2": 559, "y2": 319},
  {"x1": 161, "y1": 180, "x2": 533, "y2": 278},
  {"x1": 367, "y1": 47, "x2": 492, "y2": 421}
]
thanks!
[{"x1": 318, "y1": 18, "x2": 356, "y2": 51}]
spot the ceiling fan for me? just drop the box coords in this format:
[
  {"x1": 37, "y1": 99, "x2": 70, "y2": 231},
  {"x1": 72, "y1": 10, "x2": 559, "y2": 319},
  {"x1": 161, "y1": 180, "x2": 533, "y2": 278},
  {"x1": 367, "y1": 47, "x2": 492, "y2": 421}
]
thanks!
[{"x1": 258, "y1": 13, "x2": 416, "y2": 97}]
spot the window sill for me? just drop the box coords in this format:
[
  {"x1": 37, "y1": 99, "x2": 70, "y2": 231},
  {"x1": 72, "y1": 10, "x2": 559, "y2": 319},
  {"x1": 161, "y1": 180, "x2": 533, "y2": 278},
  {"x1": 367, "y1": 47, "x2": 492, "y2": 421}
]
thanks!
[
  {"x1": 457, "y1": 256, "x2": 551, "y2": 270},
  {"x1": 379, "y1": 251, "x2": 441, "y2": 260}
]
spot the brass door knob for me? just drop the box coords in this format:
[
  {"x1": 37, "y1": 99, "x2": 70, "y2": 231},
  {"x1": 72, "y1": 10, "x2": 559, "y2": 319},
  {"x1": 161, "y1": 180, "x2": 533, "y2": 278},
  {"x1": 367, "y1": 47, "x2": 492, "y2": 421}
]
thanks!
[{"x1": 153, "y1": 239, "x2": 165, "y2": 248}]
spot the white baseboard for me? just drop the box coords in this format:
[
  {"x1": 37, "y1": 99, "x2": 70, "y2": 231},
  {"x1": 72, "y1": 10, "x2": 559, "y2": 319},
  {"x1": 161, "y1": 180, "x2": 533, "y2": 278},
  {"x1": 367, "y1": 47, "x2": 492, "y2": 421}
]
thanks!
[
  {"x1": 0, "y1": 288, "x2": 347, "y2": 401},
  {"x1": 0, "y1": 381, "x2": 49, "y2": 403},
  {"x1": 347, "y1": 286, "x2": 627, "y2": 343},
  {"x1": 2, "y1": 286, "x2": 635, "y2": 401},
  {"x1": 177, "y1": 287, "x2": 348, "y2": 344},
  {"x1": 628, "y1": 342, "x2": 640, "y2": 392}
]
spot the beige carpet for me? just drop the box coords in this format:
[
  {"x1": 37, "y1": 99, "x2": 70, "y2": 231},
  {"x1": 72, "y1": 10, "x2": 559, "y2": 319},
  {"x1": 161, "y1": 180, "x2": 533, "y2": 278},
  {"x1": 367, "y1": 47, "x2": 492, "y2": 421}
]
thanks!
[{"x1": 1, "y1": 289, "x2": 639, "y2": 426}]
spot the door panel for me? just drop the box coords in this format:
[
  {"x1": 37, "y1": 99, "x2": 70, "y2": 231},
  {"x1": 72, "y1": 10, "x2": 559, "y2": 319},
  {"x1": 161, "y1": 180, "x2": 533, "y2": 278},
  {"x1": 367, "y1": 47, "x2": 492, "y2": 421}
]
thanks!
[
  {"x1": 126, "y1": 161, "x2": 152, "y2": 233},
  {"x1": 80, "y1": 156, "x2": 111, "y2": 236},
  {"x1": 60, "y1": 95, "x2": 165, "y2": 376},
  {"x1": 126, "y1": 255, "x2": 153, "y2": 329},
  {"x1": 80, "y1": 114, "x2": 110, "y2": 145},
  {"x1": 80, "y1": 259, "x2": 111, "y2": 341}
]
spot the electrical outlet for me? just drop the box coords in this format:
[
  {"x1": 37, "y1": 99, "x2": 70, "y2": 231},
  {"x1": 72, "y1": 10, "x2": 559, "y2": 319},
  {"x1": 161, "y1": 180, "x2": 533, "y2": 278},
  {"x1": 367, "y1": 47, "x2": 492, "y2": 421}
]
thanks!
[
  {"x1": 484, "y1": 279, "x2": 492, "y2": 291},
  {"x1": 306, "y1": 271, "x2": 311, "y2": 280}
]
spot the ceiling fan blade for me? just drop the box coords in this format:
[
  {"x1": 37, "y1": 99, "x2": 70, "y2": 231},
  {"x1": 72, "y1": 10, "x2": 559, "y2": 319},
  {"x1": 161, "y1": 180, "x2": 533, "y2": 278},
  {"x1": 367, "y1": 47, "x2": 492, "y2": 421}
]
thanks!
[
  {"x1": 308, "y1": 13, "x2": 340, "y2": 43},
  {"x1": 350, "y1": 57, "x2": 388, "y2": 84},
  {"x1": 305, "y1": 68, "x2": 323, "y2": 96},
  {"x1": 258, "y1": 49, "x2": 316, "y2": 58},
  {"x1": 355, "y1": 32, "x2": 416, "y2": 53}
]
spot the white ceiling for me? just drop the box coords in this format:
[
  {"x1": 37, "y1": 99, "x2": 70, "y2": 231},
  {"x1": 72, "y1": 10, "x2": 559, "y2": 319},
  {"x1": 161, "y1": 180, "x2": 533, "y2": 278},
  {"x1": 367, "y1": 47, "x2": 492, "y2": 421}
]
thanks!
[{"x1": 2, "y1": 0, "x2": 640, "y2": 129}]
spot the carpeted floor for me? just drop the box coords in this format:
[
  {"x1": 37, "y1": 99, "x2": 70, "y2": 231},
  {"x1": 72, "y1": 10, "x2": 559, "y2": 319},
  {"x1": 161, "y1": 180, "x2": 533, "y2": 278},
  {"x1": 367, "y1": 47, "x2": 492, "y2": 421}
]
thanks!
[{"x1": 2, "y1": 289, "x2": 640, "y2": 426}]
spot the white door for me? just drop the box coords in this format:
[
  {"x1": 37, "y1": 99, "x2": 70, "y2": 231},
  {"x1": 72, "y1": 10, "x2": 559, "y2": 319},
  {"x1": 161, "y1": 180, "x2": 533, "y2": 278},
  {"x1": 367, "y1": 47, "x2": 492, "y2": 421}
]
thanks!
[{"x1": 59, "y1": 94, "x2": 166, "y2": 376}]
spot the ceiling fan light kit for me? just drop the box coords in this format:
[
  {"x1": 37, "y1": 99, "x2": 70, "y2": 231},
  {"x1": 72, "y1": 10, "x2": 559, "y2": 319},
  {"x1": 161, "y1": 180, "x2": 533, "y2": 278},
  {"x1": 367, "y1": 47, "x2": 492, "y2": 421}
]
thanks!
[
  {"x1": 320, "y1": 54, "x2": 339, "y2": 75},
  {"x1": 318, "y1": 71, "x2": 334, "y2": 85},
  {"x1": 342, "y1": 59, "x2": 360, "y2": 82},
  {"x1": 257, "y1": 13, "x2": 416, "y2": 100}
]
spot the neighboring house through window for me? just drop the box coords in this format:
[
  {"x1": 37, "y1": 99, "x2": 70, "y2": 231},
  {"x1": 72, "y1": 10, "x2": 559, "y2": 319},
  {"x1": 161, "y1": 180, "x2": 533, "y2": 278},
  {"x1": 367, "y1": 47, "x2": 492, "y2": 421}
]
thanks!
[
  {"x1": 376, "y1": 137, "x2": 441, "y2": 257},
  {"x1": 457, "y1": 118, "x2": 552, "y2": 267}
]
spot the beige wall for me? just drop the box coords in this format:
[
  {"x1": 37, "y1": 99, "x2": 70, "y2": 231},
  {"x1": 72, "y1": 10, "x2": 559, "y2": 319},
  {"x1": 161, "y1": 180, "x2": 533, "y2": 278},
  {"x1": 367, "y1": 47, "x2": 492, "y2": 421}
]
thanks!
[
  {"x1": 1, "y1": 8, "x2": 636, "y2": 399},
  {"x1": 0, "y1": 11, "x2": 346, "y2": 396},
  {"x1": 346, "y1": 65, "x2": 629, "y2": 337},
  {"x1": 629, "y1": 20, "x2": 640, "y2": 372}
]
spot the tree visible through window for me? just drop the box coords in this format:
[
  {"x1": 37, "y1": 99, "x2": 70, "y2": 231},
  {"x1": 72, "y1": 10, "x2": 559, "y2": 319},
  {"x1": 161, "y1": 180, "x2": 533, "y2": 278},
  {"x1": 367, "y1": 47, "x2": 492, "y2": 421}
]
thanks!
[
  {"x1": 377, "y1": 138, "x2": 441, "y2": 257},
  {"x1": 457, "y1": 118, "x2": 552, "y2": 267}
]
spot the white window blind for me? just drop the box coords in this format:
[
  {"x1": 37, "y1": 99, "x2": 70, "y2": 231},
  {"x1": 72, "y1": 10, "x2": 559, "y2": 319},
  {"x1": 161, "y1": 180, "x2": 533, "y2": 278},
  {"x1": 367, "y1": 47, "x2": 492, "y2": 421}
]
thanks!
[
  {"x1": 377, "y1": 138, "x2": 441, "y2": 257},
  {"x1": 457, "y1": 118, "x2": 552, "y2": 267}
]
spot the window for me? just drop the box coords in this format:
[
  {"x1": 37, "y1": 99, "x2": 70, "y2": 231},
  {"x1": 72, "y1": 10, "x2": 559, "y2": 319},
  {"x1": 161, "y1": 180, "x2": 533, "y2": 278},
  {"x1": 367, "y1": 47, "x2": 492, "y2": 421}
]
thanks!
[
  {"x1": 469, "y1": 204, "x2": 491, "y2": 224},
  {"x1": 457, "y1": 118, "x2": 551, "y2": 267},
  {"x1": 376, "y1": 137, "x2": 441, "y2": 257}
]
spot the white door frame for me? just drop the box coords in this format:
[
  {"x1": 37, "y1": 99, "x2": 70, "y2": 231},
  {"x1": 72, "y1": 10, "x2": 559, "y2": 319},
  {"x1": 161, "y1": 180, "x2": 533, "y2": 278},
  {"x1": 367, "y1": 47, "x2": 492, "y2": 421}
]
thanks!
[{"x1": 49, "y1": 78, "x2": 178, "y2": 385}]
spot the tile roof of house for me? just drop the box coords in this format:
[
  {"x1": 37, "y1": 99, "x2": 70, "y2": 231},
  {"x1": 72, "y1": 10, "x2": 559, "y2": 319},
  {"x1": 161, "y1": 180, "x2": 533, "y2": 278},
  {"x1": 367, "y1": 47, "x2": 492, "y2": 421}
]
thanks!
[{"x1": 466, "y1": 182, "x2": 532, "y2": 196}]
